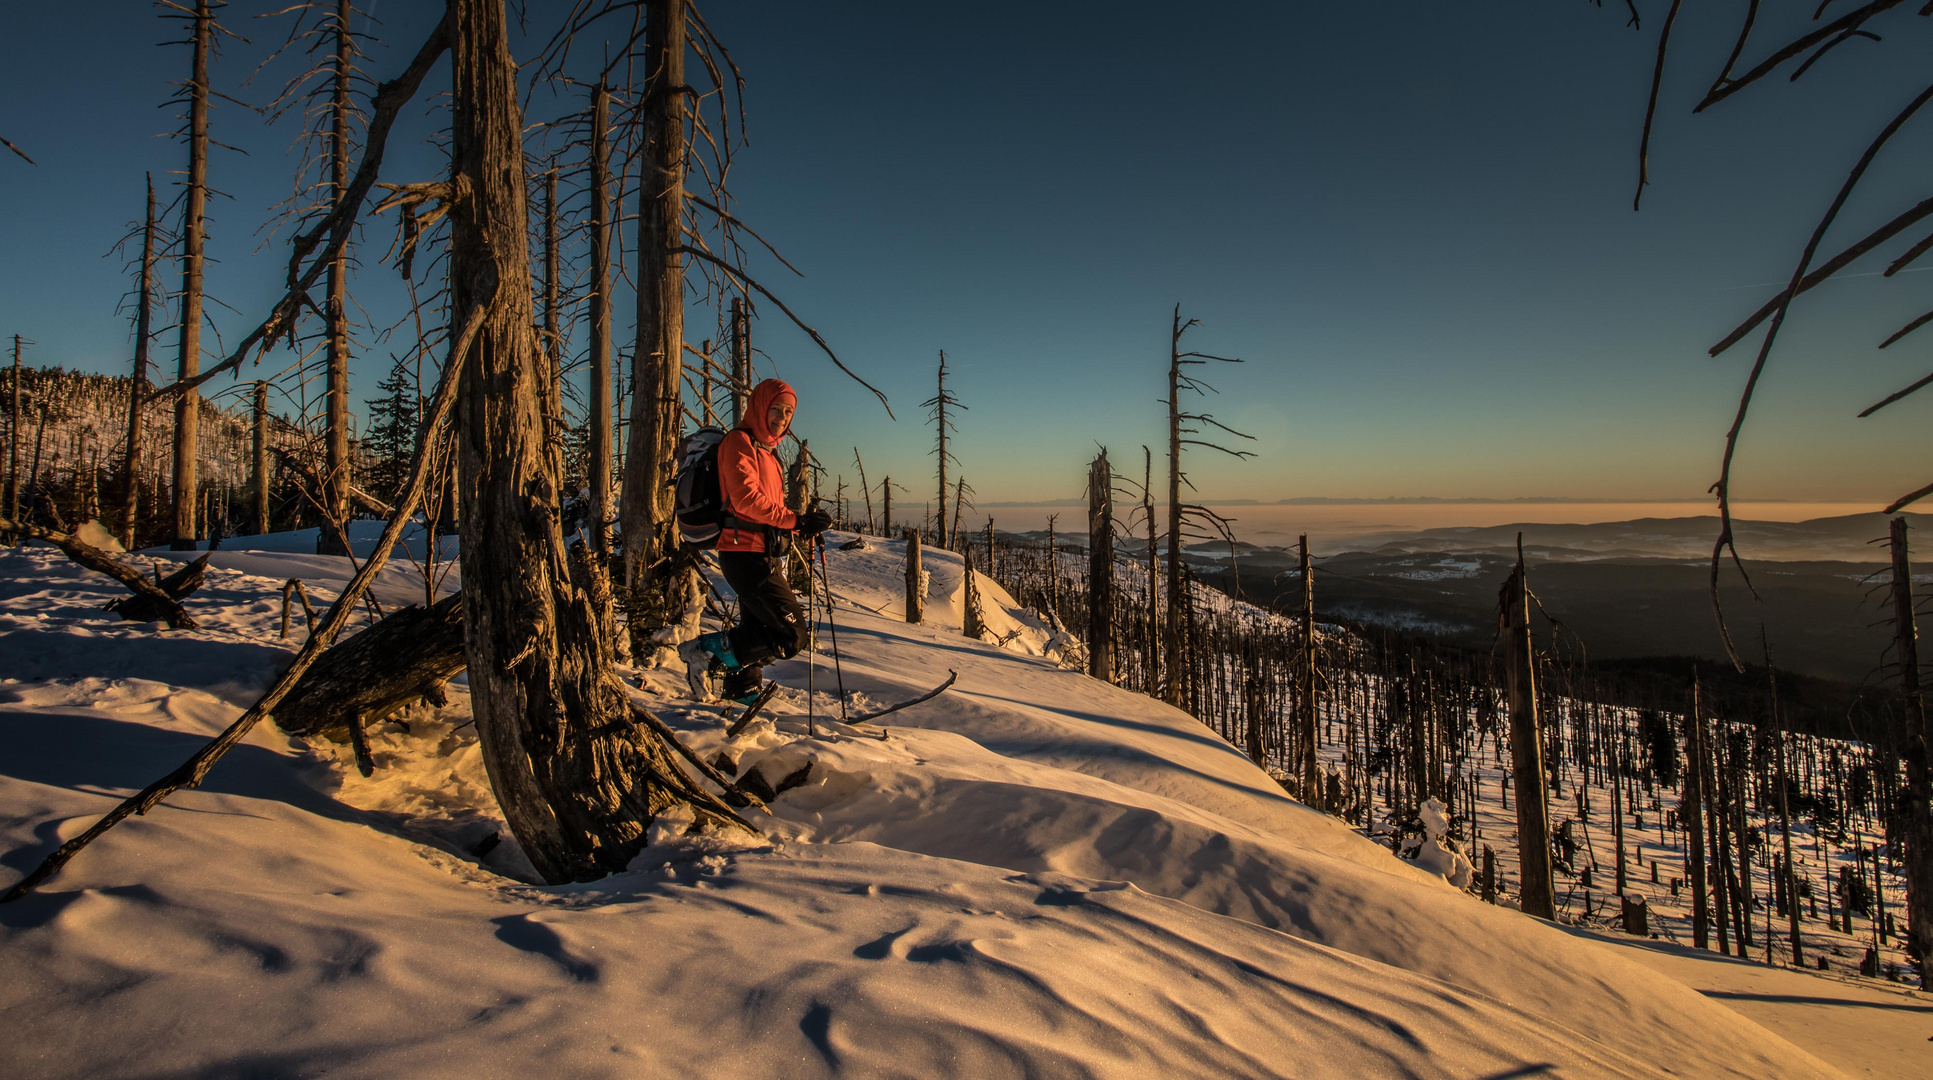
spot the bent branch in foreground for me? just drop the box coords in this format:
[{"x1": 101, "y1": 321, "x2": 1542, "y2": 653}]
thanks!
[{"x1": 0, "y1": 302, "x2": 482, "y2": 904}]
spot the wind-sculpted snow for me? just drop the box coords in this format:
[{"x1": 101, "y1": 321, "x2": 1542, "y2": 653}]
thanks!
[{"x1": 0, "y1": 534, "x2": 1846, "y2": 1079}]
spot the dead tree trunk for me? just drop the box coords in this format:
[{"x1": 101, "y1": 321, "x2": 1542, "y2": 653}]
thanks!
[
  {"x1": 1775, "y1": 714, "x2": 1802, "y2": 966},
  {"x1": 1891, "y1": 517, "x2": 1932, "y2": 986},
  {"x1": 953, "y1": 477, "x2": 971, "y2": 551},
  {"x1": 1299, "y1": 533, "x2": 1319, "y2": 798},
  {"x1": 905, "y1": 528, "x2": 922, "y2": 623},
  {"x1": 1163, "y1": 313, "x2": 1184, "y2": 707},
  {"x1": 881, "y1": 475, "x2": 892, "y2": 535},
  {"x1": 587, "y1": 80, "x2": 614, "y2": 561},
  {"x1": 853, "y1": 447, "x2": 872, "y2": 534},
  {"x1": 250, "y1": 381, "x2": 268, "y2": 534},
  {"x1": 448, "y1": 0, "x2": 738, "y2": 884},
  {"x1": 1687, "y1": 675, "x2": 1712, "y2": 950},
  {"x1": 123, "y1": 175, "x2": 158, "y2": 549},
  {"x1": 1613, "y1": 733, "x2": 1627, "y2": 894},
  {"x1": 1505, "y1": 536, "x2": 1554, "y2": 920},
  {"x1": 618, "y1": 0, "x2": 687, "y2": 598},
  {"x1": 729, "y1": 294, "x2": 749, "y2": 426},
  {"x1": 542, "y1": 168, "x2": 563, "y2": 483},
  {"x1": 317, "y1": 0, "x2": 355, "y2": 556},
  {"x1": 1144, "y1": 446, "x2": 1156, "y2": 695},
  {"x1": 787, "y1": 439, "x2": 809, "y2": 513},
  {"x1": 926, "y1": 351, "x2": 959, "y2": 549},
  {"x1": 962, "y1": 542, "x2": 986, "y2": 641},
  {"x1": 171, "y1": 0, "x2": 213, "y2": 551},
  {"x1": 6, "y1": 335, "x2": 20, "y2": 526},
  {"x1": 1087, "y1": 449, "x2": 1112, "y2": 682}
]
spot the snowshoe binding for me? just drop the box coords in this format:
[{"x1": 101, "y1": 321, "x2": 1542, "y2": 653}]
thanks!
[{"x1": 720, "y1": 666, "x2": 762, "y2": 705}]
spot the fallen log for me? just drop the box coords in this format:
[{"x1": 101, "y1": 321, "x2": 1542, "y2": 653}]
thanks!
[
  {"x1": 0, "y1": 517, "x2": 198, "y2": 630},
  {"x1": 108, "y1": 554, "x2": 210, "y2": 624},
  {"x1": 271, "y1": 591, "x2": 465, "y2": 742}
]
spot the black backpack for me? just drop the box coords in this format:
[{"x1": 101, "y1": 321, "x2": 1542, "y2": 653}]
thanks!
[{"x1": 672, "y1": 427, "x2": 729, "y2": 548}]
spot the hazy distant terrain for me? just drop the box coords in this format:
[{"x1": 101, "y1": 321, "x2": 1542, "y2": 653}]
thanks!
[{"x1": 1173, "y1": 513, "x2": 1930, "y2": 685}]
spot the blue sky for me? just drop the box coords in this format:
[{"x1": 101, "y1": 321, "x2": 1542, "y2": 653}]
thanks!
[{"x1": 2, "y1": 1, "x2": 1930, "y2": 510}]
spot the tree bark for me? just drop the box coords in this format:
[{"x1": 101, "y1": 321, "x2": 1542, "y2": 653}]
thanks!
[
  {"x1": 273, "y1": 592, "x2": 464, "y2": 741},
  {"x1": 619, "y1": 0, "x2": 686, "y2": 590},
  {"x1": 171, "y1": 0, "x2": 212, "y2": 550},
  {"x1": 1506, "y1": 537, "x2": 1554, "y2": 920},
  {"x1": 447, "y1": 0, "x2": 730, "y2": 885},
  {"x1": 1086, "y1": 450, "x2": 1112, "y2": 682},
  {"x1": 587, "y1": 80, "x2": 614, "y2": 561}
]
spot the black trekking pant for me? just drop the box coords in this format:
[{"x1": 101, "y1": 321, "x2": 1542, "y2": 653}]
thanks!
[{"x1": 719, "y1": 550, "x2": 807, "y2": 671}]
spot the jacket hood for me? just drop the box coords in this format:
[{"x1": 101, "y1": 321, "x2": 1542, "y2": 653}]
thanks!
[{"x1": 745, "y1": 378, "x2": 796, "y2": 445}]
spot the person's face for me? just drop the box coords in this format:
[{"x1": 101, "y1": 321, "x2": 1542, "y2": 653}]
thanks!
[{"x1": 766, "y1": 398, "x2": 794, "y2": 438}]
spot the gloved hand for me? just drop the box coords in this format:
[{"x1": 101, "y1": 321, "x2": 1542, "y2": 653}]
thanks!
[{"x1": 796, "y1": 508, "x2": 832, "y2": 539}]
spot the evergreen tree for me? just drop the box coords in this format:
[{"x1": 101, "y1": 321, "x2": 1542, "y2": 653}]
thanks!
[{"x1": 362, "y1": 356, "x2": 415, "y2": 503}]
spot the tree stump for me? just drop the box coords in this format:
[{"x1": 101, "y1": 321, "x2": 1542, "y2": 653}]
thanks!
[
  {"x1": 1621, "y1": 894, "x2": 1648, "y2": 936},
  {"x1": 271, "y1": 592, "x2": 465, "y2": 742}
]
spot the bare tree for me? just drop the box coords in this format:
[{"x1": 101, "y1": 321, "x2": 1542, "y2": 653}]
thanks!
[
  {"x1": 1162, "y1": 306, "x2": 1253, "y2": 707},
  {"x1": 924, "y1": 351, "x2": 964, "y2": 548},
  {"x1": 256, "y1": 0, "x2": 376, "y2": 555},
  {"x1": 585, "y1": 79, "x2": 616, "y2": 560},
  {"x1": 617, "y1": 0, "x2": 687, "y2": 599},
  {"x1": 319, "y1": 0, "x2": 356, "y2": 554},
  {"x1": 167, "y1": 0, "x2": 222, "y2": 548},
  {"x1": 1889, "y1": 518, "x2": 1929, "y2": 983},
  {"x1": 122, "y1": 177, "x2": 162, "y2": 548},
  {"x1": 6, "y1": 335, "x2": 27, "y2": 524}
]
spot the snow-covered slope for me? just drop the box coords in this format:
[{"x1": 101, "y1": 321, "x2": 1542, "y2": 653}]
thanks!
[{"x1": 0, "y1": 530, "x2": 1845, "y2": 1079}]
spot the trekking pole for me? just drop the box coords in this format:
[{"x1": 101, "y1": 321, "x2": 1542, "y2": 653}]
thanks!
[
  {"x1": 816, "y1": 534, "x2": 849, "y2": 721},
  {"x1": 801, "y1": 538, "x2": 816, "y2": 739}
]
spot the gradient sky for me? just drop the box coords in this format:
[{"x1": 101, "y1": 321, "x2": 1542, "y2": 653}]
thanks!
[{"x1": 3, "y1": 2, "x2": 1930, "y2": 514}]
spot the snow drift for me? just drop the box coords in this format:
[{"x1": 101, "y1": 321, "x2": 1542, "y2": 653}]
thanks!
[{"x1": 0, "y1": 529, "x2": 1844, "y2": 1078}]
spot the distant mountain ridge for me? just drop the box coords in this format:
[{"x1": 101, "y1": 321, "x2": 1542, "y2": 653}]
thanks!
[{"x1": 1351, "y1": 513, "x2": 1930, "y2": 563}]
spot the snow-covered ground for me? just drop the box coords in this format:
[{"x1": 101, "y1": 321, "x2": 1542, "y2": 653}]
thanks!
[{"x1": 0, "y1": 527, "x2": 1879, "y2": 1077}]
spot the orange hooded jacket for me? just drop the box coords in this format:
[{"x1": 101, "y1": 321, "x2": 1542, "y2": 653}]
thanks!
[{"x1": 717, "y1": 378, "x2": 798, "y2": 553}]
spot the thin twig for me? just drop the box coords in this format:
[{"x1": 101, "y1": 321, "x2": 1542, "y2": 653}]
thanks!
[
  {"x1": 675, "y1": 244, "x2": 893, "y2": 418},
  {"x1": 847, "y1": 670, "x2": 958, "y2": 725},
  {"x1": 1707, "y1": 78, "x2": 1933, "y2": 671}
]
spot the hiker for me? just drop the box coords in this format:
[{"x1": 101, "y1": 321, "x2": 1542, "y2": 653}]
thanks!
[{"x1": 681, "y1": 378, "x2": 831, "y2": 703}]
